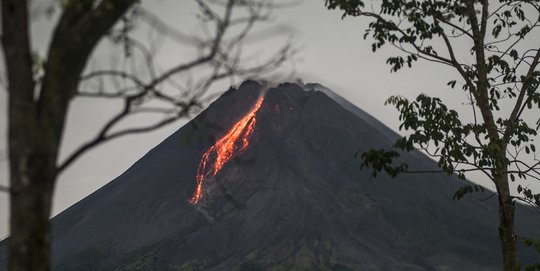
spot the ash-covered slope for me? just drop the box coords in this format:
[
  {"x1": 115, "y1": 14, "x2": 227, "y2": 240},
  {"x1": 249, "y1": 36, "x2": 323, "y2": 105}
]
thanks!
[{"x1": 2, "y1": 81, "x2": 539, "y2": 271}]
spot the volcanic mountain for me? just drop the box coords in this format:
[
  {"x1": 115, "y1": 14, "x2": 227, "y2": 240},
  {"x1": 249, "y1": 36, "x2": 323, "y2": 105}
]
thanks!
[{"x1": 1, "y1": 81, "x2": 539, "y2": 270}]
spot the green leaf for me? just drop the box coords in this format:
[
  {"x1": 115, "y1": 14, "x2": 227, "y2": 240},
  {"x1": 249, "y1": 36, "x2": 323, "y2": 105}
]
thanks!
[{"x1": 452, "y1": 185, "x2": 485, "y2": 201}]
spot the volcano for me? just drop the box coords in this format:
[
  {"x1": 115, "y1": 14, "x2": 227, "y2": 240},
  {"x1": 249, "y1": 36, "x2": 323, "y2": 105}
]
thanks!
[{"x1": 1, "y1": 81, "x2": 539, "y2": 270}]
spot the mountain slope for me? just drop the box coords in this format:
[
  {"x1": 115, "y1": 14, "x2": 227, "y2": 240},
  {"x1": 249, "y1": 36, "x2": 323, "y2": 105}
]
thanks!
[{"x1": 1, "y1": 81, "x2": 539, "y2": 271}]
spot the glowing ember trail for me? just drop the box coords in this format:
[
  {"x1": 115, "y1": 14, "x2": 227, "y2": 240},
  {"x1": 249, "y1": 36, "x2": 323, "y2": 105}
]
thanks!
[{"x1": 190, "y1": 97, "x2": 264, "y2": 204}]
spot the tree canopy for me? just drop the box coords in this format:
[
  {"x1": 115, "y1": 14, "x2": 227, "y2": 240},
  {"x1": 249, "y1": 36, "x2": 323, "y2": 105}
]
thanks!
[{"x1": 325, "y1": 0, "x2": 540, "y2": 270}]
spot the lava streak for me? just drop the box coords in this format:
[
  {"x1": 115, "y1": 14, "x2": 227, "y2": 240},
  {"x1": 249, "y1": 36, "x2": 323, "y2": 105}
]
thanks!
[{"x1": 190, "y1": 97, "x2": 264, "y2": 204}]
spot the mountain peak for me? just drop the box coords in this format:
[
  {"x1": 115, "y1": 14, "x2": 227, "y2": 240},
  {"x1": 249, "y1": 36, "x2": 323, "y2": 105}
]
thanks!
[{"x1": 2, "y1": 81, "x2": 538, "y2": 271}]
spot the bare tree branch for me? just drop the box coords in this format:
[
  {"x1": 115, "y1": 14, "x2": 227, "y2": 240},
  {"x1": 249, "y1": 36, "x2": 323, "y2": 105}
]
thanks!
[
  {"x1": 0, "y1": 185, "x2": 9, "y2": 193},
  {"x1": 57, "y1": 112, "x2": 187, "y2": 173},
  {"x1": 58, "y1": 0, "x2": 294, "y2": 174}
]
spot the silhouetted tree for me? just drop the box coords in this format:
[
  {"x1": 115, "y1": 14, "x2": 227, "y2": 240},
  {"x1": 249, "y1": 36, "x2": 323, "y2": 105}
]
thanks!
[
  {"x1": 325, "y1": 0, "x2": 540, "y2": 270},
  {"x1": 0, "y1": 0, "x2": 292, "y2": 270}
]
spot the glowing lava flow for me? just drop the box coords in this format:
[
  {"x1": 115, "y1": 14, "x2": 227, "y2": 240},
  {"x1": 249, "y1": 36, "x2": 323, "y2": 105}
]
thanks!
[{"x1": 190, "y1": 97, "x2": 264, "y2": 204}]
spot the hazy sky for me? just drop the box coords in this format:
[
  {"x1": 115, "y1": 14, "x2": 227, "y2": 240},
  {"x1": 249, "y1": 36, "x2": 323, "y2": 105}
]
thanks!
[{"x1": 0, "y1": 0, "x2": 539, "y2": 238}]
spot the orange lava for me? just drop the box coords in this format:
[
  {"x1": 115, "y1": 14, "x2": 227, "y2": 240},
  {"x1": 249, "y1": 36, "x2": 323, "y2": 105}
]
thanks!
[{"x1": 190, "y1": 97, "x2": 264, "y2": 204}]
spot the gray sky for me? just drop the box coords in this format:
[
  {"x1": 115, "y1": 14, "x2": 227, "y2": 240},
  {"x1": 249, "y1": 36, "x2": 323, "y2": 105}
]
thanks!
[{"x1": 1, "y1": 0, "x2": 539, "y2": 238}]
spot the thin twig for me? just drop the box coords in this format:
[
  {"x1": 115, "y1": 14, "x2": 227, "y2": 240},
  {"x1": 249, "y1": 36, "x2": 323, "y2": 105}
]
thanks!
[{"x1": 0, "y1": 185, "x2": 10, "y2": 193}]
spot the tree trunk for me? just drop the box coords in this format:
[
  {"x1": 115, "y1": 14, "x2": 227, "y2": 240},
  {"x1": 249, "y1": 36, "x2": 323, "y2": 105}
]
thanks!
[
  {"x1": 496, "y1": 174, "x2": 517, "y2": 271},
  {"x1": 2, "y1": 1, "x2": 136, "y2": 270},
  {"x1": 8, "y1": 177, "x2": 55, "y2": 271},
  {"x1": 8, "y1": 87, "x2": 58, "y2": 271},
  {"x1": 466, "y1": 1, "x2": 518, "y2": 268}
]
